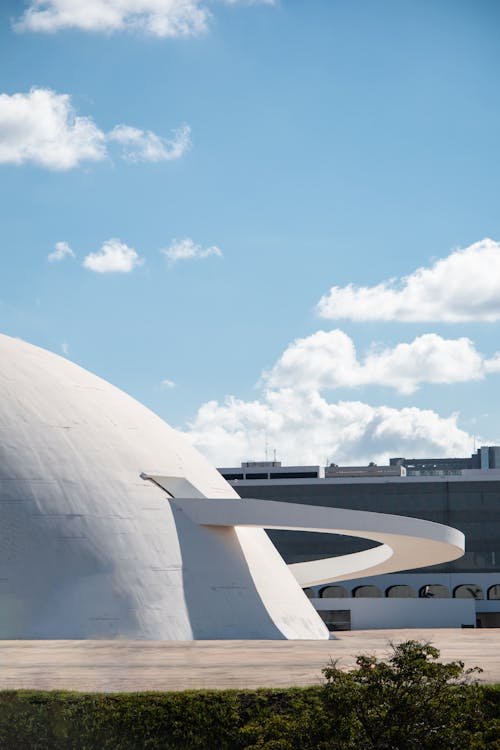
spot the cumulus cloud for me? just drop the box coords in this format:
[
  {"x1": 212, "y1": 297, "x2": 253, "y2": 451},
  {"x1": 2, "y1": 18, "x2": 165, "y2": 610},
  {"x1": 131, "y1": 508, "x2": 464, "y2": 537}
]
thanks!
[
  {"x1": 15, "y1": 0, "x2": 274, "y2": 37},
  {"x1": 47, "y1": 241, "x2": 75, "y2": 262},
  {"x1": 484, "y1": 354, "x2": 500, "y2": 374},
  {"x1": 183, "y1": 391, "x2": 474, "y2": 466},
  {"x1": 317, "y1": 239, "x2": 500, "y2": 323},
  {"x1": 179, "y1": 325, "x2": 497, "y2": 465},
  {"x1": 15, "y1": 0, "x2": 210, "y2": 37},
  {"x1": 265, "y1": 330, "x2": 493, "y2": 395},
  {"x1": 162, "y1": 237, "x2": 223, "y2": 264},
  {"x1": 0, "y1": 88, "x2": 105, "y2": 170},
  {"x1": 82, "y1": 238, "x2": 143, "y2": 273},
  {"x1": 161, "y1": 378, "x2": 176, "y2": 389},
  {"x1": 0, "y1": 88, "x2": 189, "y2": 170},
  {"x1": 108, "y1": 124, "x2": 191, "y2": 162}
]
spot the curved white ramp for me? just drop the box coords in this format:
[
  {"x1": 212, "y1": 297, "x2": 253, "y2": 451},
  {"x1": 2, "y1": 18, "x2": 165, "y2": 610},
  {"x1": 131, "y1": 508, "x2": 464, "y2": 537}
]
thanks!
[{"x1": 171, "y1": 498, "x2": 465, "y2": 587}]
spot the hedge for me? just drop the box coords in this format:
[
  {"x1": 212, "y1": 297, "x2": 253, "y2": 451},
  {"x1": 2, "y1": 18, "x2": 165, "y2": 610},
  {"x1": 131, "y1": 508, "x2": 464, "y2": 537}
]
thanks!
[{"x1": 0, "y1": 684, "x2": 496, "y2": 750}]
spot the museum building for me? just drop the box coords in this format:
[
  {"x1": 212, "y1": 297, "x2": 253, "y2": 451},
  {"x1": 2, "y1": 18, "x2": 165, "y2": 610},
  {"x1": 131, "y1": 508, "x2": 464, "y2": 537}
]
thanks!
[
  {"x1": 219, "y1": 459, "x2": 500, "y2": 629},
  {"x1": 0, "y1": 333, "x2": 465, "y2": 639}
]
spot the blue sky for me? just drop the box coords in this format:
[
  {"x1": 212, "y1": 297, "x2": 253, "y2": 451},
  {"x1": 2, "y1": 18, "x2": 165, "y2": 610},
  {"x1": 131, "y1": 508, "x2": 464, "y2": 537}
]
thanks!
[{"x1": 2, "y1": 0, "x2": 500, "y2": 465}]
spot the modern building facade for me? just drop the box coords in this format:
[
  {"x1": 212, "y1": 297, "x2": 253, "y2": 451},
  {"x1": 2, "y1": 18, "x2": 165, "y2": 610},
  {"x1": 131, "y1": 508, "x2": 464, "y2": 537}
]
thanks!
[
  {"x1": 389, "y1": 446, "x2": 500, "y2": 475},
  {"x1": 219, "y1": 461, "x2": 500, "y2": 629}
]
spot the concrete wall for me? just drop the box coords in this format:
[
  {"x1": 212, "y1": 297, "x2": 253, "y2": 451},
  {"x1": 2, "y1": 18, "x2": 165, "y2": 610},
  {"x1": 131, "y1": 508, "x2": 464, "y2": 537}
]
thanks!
[{"x1": 314, "y1": 597, "x2": 476, "y2": 630}]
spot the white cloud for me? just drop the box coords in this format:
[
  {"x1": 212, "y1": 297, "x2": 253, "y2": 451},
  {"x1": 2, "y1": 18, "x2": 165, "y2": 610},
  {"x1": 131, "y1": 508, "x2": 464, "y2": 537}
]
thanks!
[
  {"x1": 82, "y1": 238, "x2": 143, "y2": 273},
  {"x1": 265, "y1": 330, "x2": 489, "y2": 395},
  {"x1": 15, "y1": 0, "x2": 274, "y2": 37},
  {"x1": 0, "y1": 87, "x2": 189, "y2": 170},
  {"x1": 108, "y1": 124, "x2": 191, "y2": 162},
  {"x1": 161, "y1": 378, "x2": 176, "y2": 388},
  {"x1": 180, "y1": 326, "x2": 500, "y2": 465},
  {"x1": 317, "y1": 239, "x2": 500, "y2": 322},
  {"x1": 0, "y1": 88, "x2": 105, "y2": 170},
  {"x1": 48, "y1": 241, "x2": 75, "y2": 262},
  {"x1": 15, "y1": 0, "x2": 210, "y2": 37},
  {"x1": 162, "y1": 237, "x2": 223, "y2": 264},
  {"x1": 484, "y1": 354, "x2": 500, "y2": 374},
  {"x1": 183, "y1": 390, "x2": 474, "y2": 466}
]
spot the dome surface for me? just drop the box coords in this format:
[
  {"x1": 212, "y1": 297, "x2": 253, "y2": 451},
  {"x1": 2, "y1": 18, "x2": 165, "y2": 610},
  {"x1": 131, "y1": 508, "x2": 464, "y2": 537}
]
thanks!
[{"x1": 0, "y1": 334, "x2": 327, "y2": 639}]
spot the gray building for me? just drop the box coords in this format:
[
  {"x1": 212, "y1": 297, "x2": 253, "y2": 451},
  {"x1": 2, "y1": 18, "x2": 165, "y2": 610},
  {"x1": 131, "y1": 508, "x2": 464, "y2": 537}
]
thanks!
[
  {"x1": 390, "y1": 446, "x2": 500, "y2": 475},
  {"x1": 219, "y1": 457, "x2": 500, "y2": 629}
]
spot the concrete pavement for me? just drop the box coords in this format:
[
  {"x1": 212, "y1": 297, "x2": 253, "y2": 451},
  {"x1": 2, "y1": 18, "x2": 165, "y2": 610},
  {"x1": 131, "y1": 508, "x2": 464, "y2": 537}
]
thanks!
[{"x1": 0, "y1": 630, "x2": 498, "y2": 692}]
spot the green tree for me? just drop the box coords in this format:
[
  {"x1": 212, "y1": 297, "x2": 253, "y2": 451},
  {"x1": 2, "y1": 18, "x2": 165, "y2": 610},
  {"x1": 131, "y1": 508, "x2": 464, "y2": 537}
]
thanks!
[{"x1": 321, "y1": 640, "x2": 492, "y2": 750}]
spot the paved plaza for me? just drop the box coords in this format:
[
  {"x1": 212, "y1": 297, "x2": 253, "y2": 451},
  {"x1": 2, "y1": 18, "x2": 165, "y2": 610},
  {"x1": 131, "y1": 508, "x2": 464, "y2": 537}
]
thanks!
[{"x1": 0, "y1": 629, "x2": 498, "y2": 692}]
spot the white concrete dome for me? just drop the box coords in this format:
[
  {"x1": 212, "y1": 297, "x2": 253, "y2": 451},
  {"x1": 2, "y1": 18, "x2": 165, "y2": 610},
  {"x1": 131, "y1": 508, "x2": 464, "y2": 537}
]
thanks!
[{"x1": 0, "y1": 334, "x2": 328, "y2": 639}]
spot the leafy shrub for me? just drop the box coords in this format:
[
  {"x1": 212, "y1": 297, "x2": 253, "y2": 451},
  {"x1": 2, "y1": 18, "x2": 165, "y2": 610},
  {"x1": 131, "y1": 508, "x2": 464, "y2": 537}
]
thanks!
[{"x1": 321, "y1": 640, "x2": 495, "y2": 750}]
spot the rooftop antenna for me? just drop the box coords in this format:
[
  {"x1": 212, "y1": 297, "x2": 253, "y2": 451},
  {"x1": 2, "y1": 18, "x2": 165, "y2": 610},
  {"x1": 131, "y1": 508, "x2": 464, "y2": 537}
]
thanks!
[
  {"x1": 273, "y1": 448, "x2": 277, "y2": 463},
  {"x1": 265, "y1": 431, "x2": 269, "y2": 462}
]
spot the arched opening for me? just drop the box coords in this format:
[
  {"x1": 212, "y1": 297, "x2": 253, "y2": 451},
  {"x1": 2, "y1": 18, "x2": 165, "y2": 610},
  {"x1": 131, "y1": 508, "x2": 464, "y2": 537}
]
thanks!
[
  {"x1": 353, "y1": 585, "x2": 381, "y2": 598},
  {"x1": 302, "y1": 587, "x2": 315, "y2": 599},
  {"x1": 419, "y1": 584, "x2": 449, "y2": 599},
  {"x1": 320, "y1": 585, "x2": 348, "y2": 598},
  {"x1": 453, "y1": 584, "x2": 484, "y2": 600},
  {"x1": 386, "y1": 585, "x2": 416, "y2": 598},
  {"x1": 487, "y1": 584, "x2": 500, "y2": 600}
]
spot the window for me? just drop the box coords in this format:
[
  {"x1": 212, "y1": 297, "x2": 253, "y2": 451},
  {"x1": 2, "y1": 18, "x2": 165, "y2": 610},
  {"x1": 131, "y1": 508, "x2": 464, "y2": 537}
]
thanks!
[
  {"x1": 320, "y1": 585, "x2": 348, "y2": 598},
  {"x1": 318, "y1": 610, "x2": 351, "y2": 631},
  {"x1": 453, "y1": 584, "x2": 484, "y2": 600},
  {"x1": 419, "y1": 584, "x2": 449, "y2": 598},
  {"x1": 271, "y1": 471, "x2": 318, "y2": 479},
  {"x1": 386, "y1": 585, "x2": 416, "y2": 598},
  {"x1": 353, "y1": 585, "x2": 381, "y2": 598},
  {"x1": 487, "y1": 584, "x2": 500, "y2": 600},
  {"x1": 302, "y1": 587, "x2": 315, "y2": 599}
]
